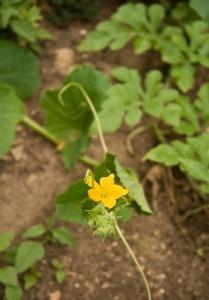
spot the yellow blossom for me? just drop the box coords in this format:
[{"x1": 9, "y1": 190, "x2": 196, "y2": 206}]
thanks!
[{"x1": 86, "y1": 173, "x2": 128, "y2": 209}]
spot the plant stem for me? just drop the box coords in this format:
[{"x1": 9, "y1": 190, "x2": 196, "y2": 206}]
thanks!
[
  {"x1": 22, "y1": 115, "x2": 98, "y2": 168},
  {"x1": 126, "y1": 125, "x2": 149, "y2": 155},
  {"x1": 58, "y1": 82, "x2": 108, "y2": 156},
  {"x1": 79, "y1": 155, "x2": 99, "y2": 167},
  {"x1": 22, "y1": 115, "x2": 59, "y2": 145},
  {"x1": 152, "y1": 122, "x2": 166, "y2": 143},
  {"x1": 115, "y1": 223, "x2": 152, "y2": 300}
]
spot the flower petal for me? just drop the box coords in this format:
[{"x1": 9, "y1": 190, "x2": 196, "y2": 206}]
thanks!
[
  {"x1": 109, "y1": 184, "x2": 128, "y2": 199},
  {"x1": 100, "y1": 174, "x2": 115, "y2": 191},
  {"x1": 88, "y1": 188, "x2": 102, "y2": 202},
  {"x1": 102, "y1": 196, "x2": 116, "y2": 209}
]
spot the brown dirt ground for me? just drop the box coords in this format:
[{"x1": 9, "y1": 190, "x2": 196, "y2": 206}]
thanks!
[{"x1": 1, "y1": 1, "x2": 209, "y2": 299}]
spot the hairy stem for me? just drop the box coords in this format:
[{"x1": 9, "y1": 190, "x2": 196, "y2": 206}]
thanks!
[
  {"x1": 22, "y1": 115, "x2": 98, "y2": 167},
  {"x1": 58, "y1": 82, "x2": 108, "y2": 156},
  {"x1": 115, "y1": 224, "x2": 152, "y2": 300}
]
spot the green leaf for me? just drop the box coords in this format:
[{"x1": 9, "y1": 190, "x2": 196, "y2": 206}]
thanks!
[
  {"x1": 116, "y1": 205, "x2": 133, "y2": 222},
  {"x1": 0, "y1": 85, "x2": 25, "y2": 159},
  {"x1": 148, "y1": 4, "x2": 165, "y2": 31},
  {"x1": 22, "y1": 224, "x2": 46, "y2": 239},
  {"x1": 55, "y1": 270, "x2": 65, "y2": 284},
  {"x1": 114, "y1": 159, "x2": 152, "y2": 214},
  {"x1": 0, "y1": 40, "x2": 40, "y2": 99},
  {"x1": 0, "y1": 231, "x2": 15, "y2": 252},
  {"x1": 51, "y1": 258, "x2": 63, "y2": 270},
  {"x1": 190, "y1": 0, "x2": 209, "y2": 24},
  {"x1": 171, "y1": 63, "x2": 196, "y2": 92},
  {"x1": 15, "y1": 241, "x2": 45, "y2": 273},
  {"x1": 174, "y1": 96, "x2": 199, "y2": 136},
  {"x1": 52, "y1": 226, "x2": 75, "y2": 246},
  {"x1": 41, "y1": 64, "x2": 110, "y2": 141},
  {"x1": 11, "y1": 19, "x2": 36, "y2": 43},
  {"x1": 98, "y1": 67, "x2": 142, "y2": 133},
  {"x1": 134, "y1": 37, "x2": 152, "y2": 54},
  {"x1": 187, "y1": 133, "x2": 209, "y2": 165},
  {"x1": 180, "y1": 159, "x2": 209, "y2": 182},
  {"x1": 24, "y1": 274, "x2": 38, "y2": 290},
  {"x1": 5, "y1": 285, "x2": 22, "y2": 300},
  {"x1": 0, "y1": 266, "x2": 18, "y2": 286},
  {"x1": 55, "y1": 181, "x2": 88, "y2": 224},
  {"x1": 145, "y1": 144, "x2": 180, "y2": 166},
  {"x1": 61, "y1": 135, "x2": 90, "y2": 169},
  {"x1": 195, "y1": 83, "x2": 209, "y2": 119},
  {"x1": 79, "y1": 3, "x2": 164, "y2": 53}
]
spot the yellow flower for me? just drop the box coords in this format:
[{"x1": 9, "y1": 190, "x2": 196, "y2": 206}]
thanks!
[{"x1": 86, "y1": 173, "x2": 128, "y2": 209}]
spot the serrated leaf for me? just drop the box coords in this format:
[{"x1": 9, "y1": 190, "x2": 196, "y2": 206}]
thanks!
[
  {"x1": 5, "y1": 285, "x2": 22, "y2": 300},
  {"x1": 52, "y1": 226, "x2": 75, "y2": 246},
  {"x1": 114, "y1": 159, "x2": 152, "y2": 214},
  {"x1": 0, "y1": 40, "x2": 40, "y2": 99},
  {"x1": 79, "y1": 3, "x2": 164, "y2": 53},
  {"x1": 0, "y1": 85, "x2": 25, "y2": 159},
  {"x1": 98, "y1": 67, "x2": 142, "y2": 133},
  {"x1": 41, "y1": 64, "x2": 110, "y2": 141},
  {"x1": 15, "y1": 241, "x2": 45, "y2": 273},
  {"x1": 145, "y1": 144, "x2": 180, "y2": 166},
  {"x1": 0, "y1": 231, "x2": 15, "y2": 252},
  {"x1": 22, "y1": 224, "x2": 46, "y2": 239},
  {"x1": 55, "y1": 181, "x2": 88, "y2": 224},
  {"x1": 0, "y1": 266, "x2": 18, "y2": 286}
]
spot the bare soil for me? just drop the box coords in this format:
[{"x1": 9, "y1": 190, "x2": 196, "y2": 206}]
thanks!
[{"x1": 1, "y1": 1, "x2": 209, "y2": 299}]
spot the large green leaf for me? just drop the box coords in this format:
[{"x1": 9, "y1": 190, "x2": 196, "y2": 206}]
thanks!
[
  {"x1": 0, "y1": 85, "x2": 25, "y2": 159},
  {"x1": 55, "y1": 181, "x2": 88, "y2": 224},
  {"x1": 15, "y1": 241, "x2": 45, "y2": 273},
  {"x1": 41, "y1": 64, "x2": 110, "y2": 142},
  {"x1": 0, "y1": 40, "x2": 40, "y2": 99}
]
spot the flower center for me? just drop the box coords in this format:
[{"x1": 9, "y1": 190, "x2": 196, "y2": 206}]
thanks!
[{"x1": 100, "y1": 191, "x2": 107, "y2": 198}]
